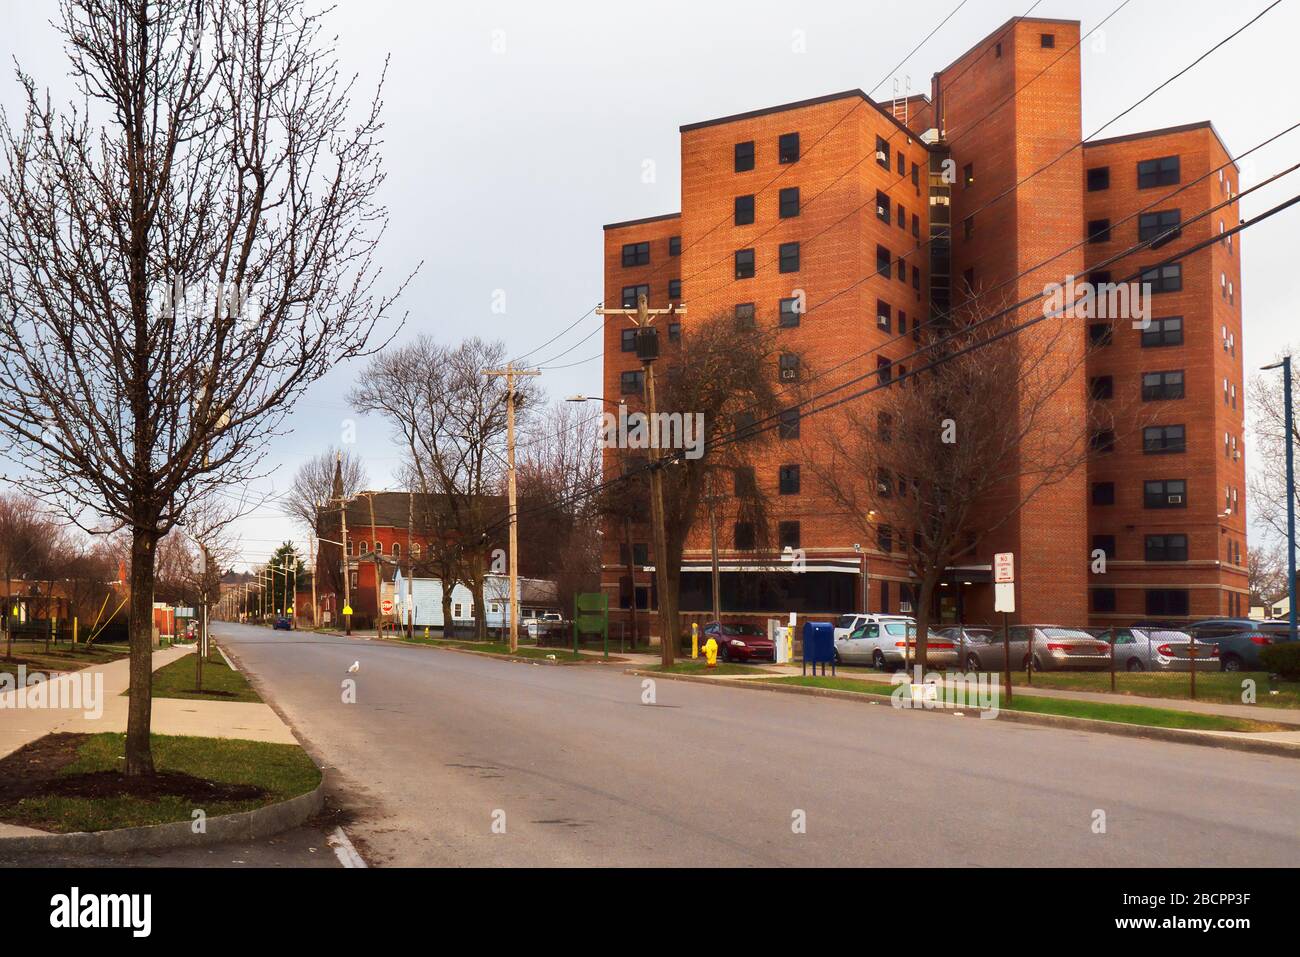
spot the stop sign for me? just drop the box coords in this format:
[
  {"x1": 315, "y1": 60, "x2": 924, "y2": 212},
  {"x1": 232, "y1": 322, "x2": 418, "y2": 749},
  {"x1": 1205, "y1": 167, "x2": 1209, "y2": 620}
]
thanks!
[{"x1": 381, "y1": 598, "x2": 394, "y2": 615}]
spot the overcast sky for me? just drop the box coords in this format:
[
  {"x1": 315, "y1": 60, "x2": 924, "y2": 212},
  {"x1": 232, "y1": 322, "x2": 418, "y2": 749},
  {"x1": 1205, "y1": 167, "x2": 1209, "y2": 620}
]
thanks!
[{"x1": 2, "y1": 0, "x2": 1298, "y2": 569}]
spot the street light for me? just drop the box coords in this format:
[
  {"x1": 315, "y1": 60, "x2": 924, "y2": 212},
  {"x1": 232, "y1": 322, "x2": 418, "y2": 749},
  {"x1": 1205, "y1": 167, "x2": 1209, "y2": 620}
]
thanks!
[{"x1": 1262, "y1": 356, "x2": 1297, "y2": 643}]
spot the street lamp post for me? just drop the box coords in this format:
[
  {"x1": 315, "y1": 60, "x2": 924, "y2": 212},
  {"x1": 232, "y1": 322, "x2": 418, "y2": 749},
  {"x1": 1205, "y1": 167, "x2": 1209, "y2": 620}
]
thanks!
[{"x1": 1263, "y1": 356, "x2": 1298, "y2": 642}]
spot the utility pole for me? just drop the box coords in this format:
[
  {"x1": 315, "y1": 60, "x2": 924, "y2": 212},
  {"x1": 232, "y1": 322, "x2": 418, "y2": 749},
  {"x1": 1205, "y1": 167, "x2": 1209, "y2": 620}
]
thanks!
[
  {"x1": 705, "y1": 471, "x2": 724, "y2": 629},
  {"x1": 1264, "y1": 355, "x2": 1298, "y2": 642},
  {"x1": 338, "y1": 492, "x2": 352, "y2": 635},
  {"x1": 362, "y1": 491, "x2": 381, "y2": 641},
  {"x1": 624, "y1": 515, "x2": 639, "y2": 649},
  {"x1": 309, "y1": 533, "x2": 319, "y2": 629},
  {"x1": 595, "y1": 293, "x2": 685, "y2": 666},
  {"x1": 406, "y1": 489, "x2": 415, "y2": 638},
  {"x1": 484, "y1": 361, "x2": 540, "y2": 653}
]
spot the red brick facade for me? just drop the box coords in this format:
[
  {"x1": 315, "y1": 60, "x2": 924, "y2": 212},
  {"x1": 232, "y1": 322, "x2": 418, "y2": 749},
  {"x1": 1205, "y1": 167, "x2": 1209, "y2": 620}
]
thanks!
[{"x1": 599, "y1": 15, "x2": 1246, "y2": 631}]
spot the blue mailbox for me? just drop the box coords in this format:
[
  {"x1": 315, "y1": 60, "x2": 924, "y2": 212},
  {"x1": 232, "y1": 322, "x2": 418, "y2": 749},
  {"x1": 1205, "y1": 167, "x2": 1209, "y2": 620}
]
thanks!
[{"x1": 802, "y1": 621, "x2": 836, "y2": 676}]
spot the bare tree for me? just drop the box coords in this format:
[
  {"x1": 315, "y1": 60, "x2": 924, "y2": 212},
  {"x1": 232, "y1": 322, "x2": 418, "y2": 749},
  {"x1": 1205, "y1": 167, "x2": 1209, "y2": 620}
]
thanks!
[
  {"x1": 351, "y1": 336, "x2": 528, "y2": 639},
  {"x1": 1248, "y1": 540, "x2": 1288, "y2": 608},
  {"x1": 810, "y1": 300, "x2": 1124, "y2": 668},
  {"x1": 1249, "y1": 354, "x2": 1299, "y2": 547},
  {"x1": 285, "y1": 447, "x2": 367, "y2": 619},
  {"x1": 624, "y1": 311, "x2": 785, "y2": 661},
  {"x1": 0, "y1": 0, "x2": 411, "y2": 774},
  {"x1": 0, "y1": 492, "x2": 57, "y2": 659}
]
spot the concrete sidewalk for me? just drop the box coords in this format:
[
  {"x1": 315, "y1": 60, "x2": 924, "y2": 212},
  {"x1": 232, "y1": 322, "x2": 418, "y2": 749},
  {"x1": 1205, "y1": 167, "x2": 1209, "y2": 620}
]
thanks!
[{"x1": 0, "y1": 643, "x2": 298, "y2": 763}]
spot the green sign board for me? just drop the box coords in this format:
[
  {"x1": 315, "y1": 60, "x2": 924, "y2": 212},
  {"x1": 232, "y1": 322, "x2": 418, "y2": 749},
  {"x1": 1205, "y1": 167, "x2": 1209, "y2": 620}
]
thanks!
[{"x1": 574, "y1": 592, "x2": 609, "y2": 659}]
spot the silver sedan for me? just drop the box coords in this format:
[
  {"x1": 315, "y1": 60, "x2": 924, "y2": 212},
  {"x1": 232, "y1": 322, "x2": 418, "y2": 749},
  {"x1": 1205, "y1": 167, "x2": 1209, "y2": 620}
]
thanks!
[{"x1": 1106, "y1": 628, "x2": 1219, "y2": 672}]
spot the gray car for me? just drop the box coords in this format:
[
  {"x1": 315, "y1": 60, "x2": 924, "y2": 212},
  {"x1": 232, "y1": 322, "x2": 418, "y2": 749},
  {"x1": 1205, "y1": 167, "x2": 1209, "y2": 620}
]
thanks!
[
  {"x1": 955, "y1": 625, "x2": 1111, "y2": 672},
  {"x1": 1105, "y1": 628, "x2": 1219, "y2": 672}
]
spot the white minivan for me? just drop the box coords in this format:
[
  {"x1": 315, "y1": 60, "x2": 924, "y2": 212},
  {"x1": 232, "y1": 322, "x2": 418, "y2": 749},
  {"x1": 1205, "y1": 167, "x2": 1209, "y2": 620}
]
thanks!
[{"x1": 833, "y1": 615, "x2": 916, "y2": 665}]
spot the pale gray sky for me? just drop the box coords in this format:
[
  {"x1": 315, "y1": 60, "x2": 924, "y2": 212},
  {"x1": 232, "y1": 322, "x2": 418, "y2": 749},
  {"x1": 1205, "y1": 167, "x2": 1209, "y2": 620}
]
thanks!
[{"x1": 2, "y1": 0, "x2": 1298, "y2": 567}]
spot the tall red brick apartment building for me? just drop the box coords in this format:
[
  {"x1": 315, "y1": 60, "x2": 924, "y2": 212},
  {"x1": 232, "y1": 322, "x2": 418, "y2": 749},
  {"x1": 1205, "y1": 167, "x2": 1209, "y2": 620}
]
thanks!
[{"x1": 600, "y1": 16, "x2": 1248, "y2": 631}]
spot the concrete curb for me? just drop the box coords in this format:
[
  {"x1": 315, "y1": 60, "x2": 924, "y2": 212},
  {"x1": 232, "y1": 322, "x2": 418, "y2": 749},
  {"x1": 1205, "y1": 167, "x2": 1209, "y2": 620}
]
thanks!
[
  {"x1": 321, "y1": 629, "x2": 626, "y2": 667},
  {"x1": 0, "y1": 778, "x2": 325, "y2": 855},
  {"x1": 626, "y1": 669, "x2": 1300, "y2": 760}
]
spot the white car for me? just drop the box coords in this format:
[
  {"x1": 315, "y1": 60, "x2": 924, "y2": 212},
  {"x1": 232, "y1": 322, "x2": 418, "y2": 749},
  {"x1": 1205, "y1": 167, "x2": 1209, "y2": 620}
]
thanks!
[
  {"x1": 834, "y1": 616, "x2": 916, "y2": 666},
  {"x1": 833, "y1": 612, "x2": 915, "y2": 644}
]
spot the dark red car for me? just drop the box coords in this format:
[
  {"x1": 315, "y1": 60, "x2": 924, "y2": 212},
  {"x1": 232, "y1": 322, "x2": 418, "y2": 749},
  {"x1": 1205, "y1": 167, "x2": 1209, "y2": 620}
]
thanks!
[{"x1": 703, "y1": 622, "x2": 775, "y2": 663}]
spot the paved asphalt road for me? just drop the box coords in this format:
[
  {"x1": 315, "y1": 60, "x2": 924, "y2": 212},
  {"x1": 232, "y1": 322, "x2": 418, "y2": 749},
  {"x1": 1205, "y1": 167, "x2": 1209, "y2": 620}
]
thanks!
[{"x1": 215, "y1": 622, "x2": 1300, "y2": 867}]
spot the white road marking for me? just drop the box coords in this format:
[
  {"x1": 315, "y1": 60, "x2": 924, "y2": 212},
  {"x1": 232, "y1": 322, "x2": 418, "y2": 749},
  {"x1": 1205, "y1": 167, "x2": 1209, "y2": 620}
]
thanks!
[{"x1": 328, "y1": 826, "x2": 367, "y2": 868}]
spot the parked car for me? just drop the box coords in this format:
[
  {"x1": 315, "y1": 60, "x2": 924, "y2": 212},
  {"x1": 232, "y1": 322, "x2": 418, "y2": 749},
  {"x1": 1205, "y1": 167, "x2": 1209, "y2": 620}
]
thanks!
[
  {"x1": 958, "y1": 625, "x2": 1110, "y2": 672},
  {"x1": 833, "y1": 612, "x2": 911, "y2": 643},
  {"x1": 834, "y1": 616, "x2": 911, "y2": 666},
  {"x1": 523, "y1": 612, "x2": 564, "y2": 640},
  {"x1": 703, "y1": 622, "x2": 775, "y2": 663},
  {"x1": 1104, "y1": 628, "x2": 1218, "y2": 672},
  {"x1": 1186, "y1": 619, "x2": 1295, "y2": 672},
  {"x1": 935, "y1": 625, "x2": 997, "y2": 670},
  {"x1": 273, "y1": 616, "x2": 292, "y2": 631}
]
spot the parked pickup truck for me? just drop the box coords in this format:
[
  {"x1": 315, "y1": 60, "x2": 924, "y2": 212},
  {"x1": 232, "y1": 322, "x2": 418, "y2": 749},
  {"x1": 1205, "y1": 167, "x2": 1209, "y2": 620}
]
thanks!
[{"x1": 523, "y1": 612, "x2": 565, "y2": 641}]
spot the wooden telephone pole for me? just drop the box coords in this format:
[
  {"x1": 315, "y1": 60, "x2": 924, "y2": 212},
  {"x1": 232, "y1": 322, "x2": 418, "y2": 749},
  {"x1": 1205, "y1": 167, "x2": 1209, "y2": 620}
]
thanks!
[
  {"x1": 484, "y1": 362, "x2": 540, "y2": 653},
  {"x1": 595, "y1": 293, "x2": 685, "y2": 666}
]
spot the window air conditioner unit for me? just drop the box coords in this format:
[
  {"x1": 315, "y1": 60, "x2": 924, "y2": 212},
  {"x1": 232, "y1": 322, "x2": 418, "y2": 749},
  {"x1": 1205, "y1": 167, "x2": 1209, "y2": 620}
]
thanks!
[
  {"x1": 876, "y1": 150, "x2": 888, "y2": 162},
  {"x1": 877, "y1": 205, "x2": 888, "y2": 217},
  {"x1": 780, "y1": 369, "x2": 796, "y2": 381},
  {"x1": 1168, "y1": 495, "x2": 1183, "y2": 505},
  {"x1": 900, "y1": 602, "x2": 913, "y2": 613},
  {"x1": 1234, "y1": 451, "x2": 1241, "y2": 461}
]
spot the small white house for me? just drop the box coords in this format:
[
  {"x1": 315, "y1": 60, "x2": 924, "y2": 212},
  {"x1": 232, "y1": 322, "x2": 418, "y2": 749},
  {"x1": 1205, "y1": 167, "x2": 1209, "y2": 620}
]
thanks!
[{"x1": 390, "y1": 572, "x2": 559, "y2": 628}]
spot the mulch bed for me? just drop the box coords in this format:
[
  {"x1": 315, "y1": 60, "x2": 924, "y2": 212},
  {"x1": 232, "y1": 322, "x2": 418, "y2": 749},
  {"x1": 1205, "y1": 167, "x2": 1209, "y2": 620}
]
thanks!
[{"x1": 0, "y1": 733, "x2": 265, "y2": 803}]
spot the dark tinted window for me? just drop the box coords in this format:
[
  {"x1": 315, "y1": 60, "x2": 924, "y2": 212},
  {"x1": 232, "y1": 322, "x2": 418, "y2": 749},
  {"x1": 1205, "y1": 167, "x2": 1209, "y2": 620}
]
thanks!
[
  {"x1": 1138, "y1": 155, "x2": 1180, "y2": 188},
  {"x1": 779, "y1": 187, "x2": 800, "y2": 218},
  {"x1": 621, "y1": 242, "x2": 650, "y2": 267},
  {"x1": 778, "y1": 132, "x2": 800, "y2": 164},
  {"x1": 734, "y1": 248, "x2": 755, "y2": 279},
  {"x1": 1087, "y1": 167, "x2": 1110, "y2": 191},
  {"x1": 734, "y1": 194, "x2": 755, "y2": 226},
  {"x1": 1142, "y1": 316, "x2": 1183, "y2": 348},
  {"x1": 734, "y1": 141, "x2": 755, "y2": 172}
]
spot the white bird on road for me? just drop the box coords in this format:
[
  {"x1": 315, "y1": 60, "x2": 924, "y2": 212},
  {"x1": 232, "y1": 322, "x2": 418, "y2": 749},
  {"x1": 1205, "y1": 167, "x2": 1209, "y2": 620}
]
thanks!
[{"x1": 347, "y1": 661, "x2": 360, "y2": 674}]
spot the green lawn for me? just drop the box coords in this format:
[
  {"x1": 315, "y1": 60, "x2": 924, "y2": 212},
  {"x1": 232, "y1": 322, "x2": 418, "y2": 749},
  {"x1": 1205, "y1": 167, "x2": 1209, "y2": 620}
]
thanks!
[
  {"x1": 0, "y1": 640, "x2": 130, "y2": 680},
  {"x1": 647, "y1": 661, "x2": 775, "y2": 676},
  {"x1": 1005, "y1": 669, "x2": 1300, "y2": 709},
  {"x1": 392, "y1": 634, "x2": 592, "y2": 661},
  {"x1": 0, "y1": 732, "x2": 321, "y2": 833},
  {"x1": 759, "y1": 676, "x2": 1288, "y2": 733},
  {"x1": 139, "y1": 643, "x2": 260, "y2": 703}
]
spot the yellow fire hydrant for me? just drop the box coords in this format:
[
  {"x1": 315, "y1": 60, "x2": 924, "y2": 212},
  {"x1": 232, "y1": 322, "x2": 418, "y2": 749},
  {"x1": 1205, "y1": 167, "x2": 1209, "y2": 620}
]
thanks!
[{"x1": 703, "y1": 636, "x2": 719, "y2": 668}]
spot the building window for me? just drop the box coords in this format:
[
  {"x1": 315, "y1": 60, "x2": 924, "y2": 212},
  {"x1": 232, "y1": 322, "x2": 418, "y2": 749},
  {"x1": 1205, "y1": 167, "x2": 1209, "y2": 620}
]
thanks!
[
  {"x1": 1092, "y1": 481, "x2": 1116, "y2": 506},
  {"x1": 778, "y1": 242, "x2": 800, "y2": 273},
  {"x1": 1146, "y1": 534, "x2": 1189, "y2": 562},
  {"x1": 1143, "y1": 424, "x2": 1186, "y2": 454},
  {"x1": 779, "y1": 187, "x2": 800, "y2": 218},
  {"x1": 1140, "y1": 263, "x2": 1182, "y2": 293},
  {"x1": 733, "y1": 467, "x2": 756, "y2": 497},
  {"x1": 668, "y1": 321, "x2": 681, "y2": 342},
  {"x1": 1137, "y1": 155, "x2": 1180, "y2": 189},
  {"x1": 1092, "y1": 535, "x2": 1117, "y2": 560},
  {"x1": 877, "y1": 299, "x2": 892, "y2": 331},
  {"x1": 778, "y1": 132, "x2": 800, "y2": 164},
  {"x1": 912, "y1": 162, "x2": 920, "y2": 187},
  {"x1": 1141, "y1": 370, "x2": 1184, "y2": 401},
  {"x1": 875, "y1": 135, "x2": 889, "y2": 169},
  {"x1": 620, "y1": 370, "x2": 644, "y2": 395},
  {"x1": 1089, "y1": 375, "x2": 1114, "y2": 400},
  {"x1": 962, "y1": 163, "x2": 974, "y2": 188},
  {"x1": 1092, "y1": 588, "x2": 1117, "y2": 613},
  {"x1": 668, "y1": 235, "x2": 681, "y2": 256},
  {"x1": 963, "y1": 216, "x2": 974, "y2": 239},
  {"x1": 778, "y1": 408, "x2": 800, "y2": 440},
  {"x1": 877, "y1": 525, "x2": 893, "y2": 554},
  {"x1": 1144, "y1": 479, "x2": 1187, "y2": 509},
  {"x1": 1087, "y1": 166, "x2": 1110, "y2": 191},
  {"x1": 359, "y1": 541, "x2": 368, "y2": 555},
  {"x1": 877, "y1": 356, "x2": 893, "y2": 386},
  {"x1": 778, "y1": 353, "x2": 800, "y2": 381},
  {"x1": 667, "y1": 279, "x2": 682, "y2": 301},
  {"x1": 621, "y1": 284, "x2": 649, "y2": 309},
  {"x1": 1146, "y1": 589, "x2": 1189, "y2": 617},
  {"x1": 620, "y1": 328, "x2": 637, "y2": 352},
  {"x1": 779, "y1": 464, "x2": 801, "y2": 495},
  {"x1": 735, "y1": 194, "x2": 755, "y2": 226},
  {"x1": 777, "y1": 297, "x2": 801, "y2": 327},
  {"x1": 912, "y1": 265, "x2": 921, "y2": 291},
  {"x1": 1142, "y1": 316, "x2": 1183, "y2": 348},
  {"x1": 734, "y1": 248, "x2": 755, "y2": 279},
  {"x1": 876, "y1": 245, "x2": 891, "y2": 277},
  {"x1": 1090, "y1": 429, "x2": 1117, "y2": 453},
  {"x1": 876, "y1": 190, "x2": 891, "y2": 222},
  {"x1": 1088, "y1": 323, "x2": 1113, "y2": 347},
  {"x1": 734, "y1": 522, "x2": 756, "y2": 550},
  {"x1": 1040, "y1": 33, "x2": 1055, "y2": 48},
  {"x1": 778, "y1": 521, "x2": 801, "y2": 549},
  {"x1": 621, "y1": 242, "x2": 650, "y2": 267},
  {"x1": 735, "y1": 302, "x2": 756, "y2": 329},
  {"x1": 877, "y1": 411, "x2": 892, "y2": 443},
  {"x1": 735, "y1": 140, "x2": 755, "y2": 172},
  {"x1": 734, "y1": 411, "x2": 758, "y2": 441},
  {"x1": 1139, "y1": 209, "x2": 1181, "y2": 244},
  {"x1": 1086, "y1": 219, "x2": 1111, "y2": 243},
  {"x1": 412, "y1": 543, "x2": 421, "y2": 559}
]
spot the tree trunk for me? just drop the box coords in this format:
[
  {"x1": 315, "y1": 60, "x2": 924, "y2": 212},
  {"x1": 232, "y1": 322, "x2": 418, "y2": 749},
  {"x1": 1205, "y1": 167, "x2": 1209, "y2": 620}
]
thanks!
[
  {"x1": 915, "y1": 573, "x2": 940, "y2": 673},
  {"x1": 440, "y1": 581, "x2": 453, "y2": 638},
  {"x1": 125, "y1": 528, "x2": 157, "y2": 777},
  {"x1": 659, "y1": 562, "x2": 681, "y2": 664},
  {"x1": 471, "y1": 579, "x2": 487, "y2": 641}
]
